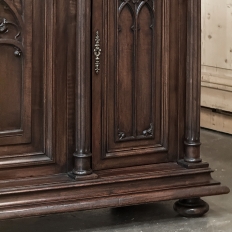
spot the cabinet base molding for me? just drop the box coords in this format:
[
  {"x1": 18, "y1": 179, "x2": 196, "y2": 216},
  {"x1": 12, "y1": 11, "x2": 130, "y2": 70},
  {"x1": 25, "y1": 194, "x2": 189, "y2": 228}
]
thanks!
[
  {"x1": 0, "y1": 163, "x2": 229, "y2": 220},
  {"x1": 68, "y1": 172, "x2": 98, "y2": 181},
  {"x1": 177, "y1": 159, "x2": 209, "y2": 169}
]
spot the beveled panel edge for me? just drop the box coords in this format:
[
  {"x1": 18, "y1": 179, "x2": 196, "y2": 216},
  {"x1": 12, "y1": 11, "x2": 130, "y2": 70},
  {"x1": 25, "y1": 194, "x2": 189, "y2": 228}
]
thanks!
[
  {"x1": 0, "y1": 152, "x2": 53, "y2": 168},
  {"x1": 105, "y1": 145, "x2": 167, "y2": 158}
]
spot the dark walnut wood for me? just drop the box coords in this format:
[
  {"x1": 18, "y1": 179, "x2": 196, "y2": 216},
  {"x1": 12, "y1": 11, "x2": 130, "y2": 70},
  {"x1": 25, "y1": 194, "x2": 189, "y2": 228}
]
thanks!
[
  {"x1": 0, "y1": 0, "x2": 229, "y2": 220},
  {"x1": 179, "y1": 0, "x2": 204, "y2": 169},
  {"x1": 0, "y1": 0, "x2": 69, "y2": 179},
  {"x1": 174, "y1": 198, "x2": 209, "y2": 218},
  {"x1": 69, "y1": 0, "x2": 93, "y2": 178}
]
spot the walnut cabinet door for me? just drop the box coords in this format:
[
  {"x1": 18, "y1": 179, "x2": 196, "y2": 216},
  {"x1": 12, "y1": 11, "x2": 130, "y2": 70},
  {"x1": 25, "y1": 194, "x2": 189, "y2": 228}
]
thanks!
[
  {"x1": 92, "y1": 0, "x2": 183, "y2": 170},
  {"x1": 0, "y1": 0, "x2": 70, "y2": 179}
]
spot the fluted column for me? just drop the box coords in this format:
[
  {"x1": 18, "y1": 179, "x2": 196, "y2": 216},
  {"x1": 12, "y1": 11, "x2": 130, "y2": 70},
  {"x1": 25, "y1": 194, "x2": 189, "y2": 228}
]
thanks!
[
  {"x1": 179, "y1": 0, "x2": 207, "y2": 168},
  {"x1": 70, "y1": 0, "x2": 92, "y2": 178},
  {"x1": 184, "y1": 0, "x2": 201, "y2": 163}
]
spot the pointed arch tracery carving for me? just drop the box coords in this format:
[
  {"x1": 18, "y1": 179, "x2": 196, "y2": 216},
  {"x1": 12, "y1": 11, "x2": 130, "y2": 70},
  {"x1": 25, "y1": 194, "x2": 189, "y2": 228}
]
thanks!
[
  {"x1": 0, "y1": 0, "x2": 25, "y2": 137},
  {"x1": 0, "y1": 0, "x2": 23, "y2": 56},
  {"x1": 117, "y1": 0, "x2": 155, "y2": 141},
  {"x1": 119, "y1": 0, "x2": 154, "y2": 21}
]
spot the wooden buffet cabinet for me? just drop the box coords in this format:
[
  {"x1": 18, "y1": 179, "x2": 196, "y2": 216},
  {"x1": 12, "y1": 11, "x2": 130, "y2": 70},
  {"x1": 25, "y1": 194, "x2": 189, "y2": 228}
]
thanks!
[{"x1": 0, "y1": 0, "x2": 229, "y2": 219}]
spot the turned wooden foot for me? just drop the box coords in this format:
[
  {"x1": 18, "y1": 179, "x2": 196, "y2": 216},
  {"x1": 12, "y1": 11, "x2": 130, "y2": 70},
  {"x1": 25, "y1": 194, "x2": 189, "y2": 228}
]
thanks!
[{"x1": 174, "y1": 198, "x2": 209, "y2": 217}]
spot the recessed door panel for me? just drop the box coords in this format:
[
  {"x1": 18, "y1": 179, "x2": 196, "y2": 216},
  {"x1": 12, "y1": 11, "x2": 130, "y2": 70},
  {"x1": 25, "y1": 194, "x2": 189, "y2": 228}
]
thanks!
[
  {"x1": 92, "y1": 0, "x2": 173, "y2": 170},
  {"x1": 0, "y1": 0, "x2": 31, "y2": 145},
  {"x1": 0, "y1": 0, "x2": 70, "y2": 179}
]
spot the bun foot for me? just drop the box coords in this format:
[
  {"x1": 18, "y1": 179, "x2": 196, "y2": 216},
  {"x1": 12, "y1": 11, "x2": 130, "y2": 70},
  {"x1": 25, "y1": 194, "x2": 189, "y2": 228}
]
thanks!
[{"x1": 174, "y1": 198, "x2": 209, "y2": 217}]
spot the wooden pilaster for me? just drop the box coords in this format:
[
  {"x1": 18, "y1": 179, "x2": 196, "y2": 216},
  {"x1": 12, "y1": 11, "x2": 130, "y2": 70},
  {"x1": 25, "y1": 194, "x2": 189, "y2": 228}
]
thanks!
[
  {"x1": 70, "y1": 0, "x2": 93, "y2": 177},
  {"x1": 179, "y1": 0, "x2": 208, "y2": 168}
]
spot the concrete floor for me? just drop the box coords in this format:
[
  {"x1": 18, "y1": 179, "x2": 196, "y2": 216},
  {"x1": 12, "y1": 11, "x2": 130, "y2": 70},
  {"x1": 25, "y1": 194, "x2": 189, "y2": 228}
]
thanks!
[{"x1": 1, "y1": 129, "x2": 232, "y2": 232}]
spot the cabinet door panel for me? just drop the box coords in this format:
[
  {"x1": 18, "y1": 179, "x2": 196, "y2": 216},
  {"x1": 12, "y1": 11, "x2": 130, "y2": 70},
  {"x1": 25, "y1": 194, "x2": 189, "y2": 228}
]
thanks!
[
  {"x1": 92, "y1": 0, "x2": 173, "y2": 170},
  {"x1": 0, "y1": 0, "x2": 69, "y2": 178},
  {"x1": 0, "y1": 0, "x2": 31, "y2": 145},
  {"x1": 0, "y1": 45, "x2": 22, "y2": 134}
]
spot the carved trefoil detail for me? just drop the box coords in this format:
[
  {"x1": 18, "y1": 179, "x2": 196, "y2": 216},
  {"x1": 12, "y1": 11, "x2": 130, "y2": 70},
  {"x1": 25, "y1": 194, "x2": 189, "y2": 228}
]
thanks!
[
  {"x1": 117, "y1": 123, "x2": 153, "y2": 141},
  {"x1": 142, "y1": 123, "x2": 153, "y2": 137},
  {"x1": 118, "y1": 130, "x2": 126, "y2": 140}
]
